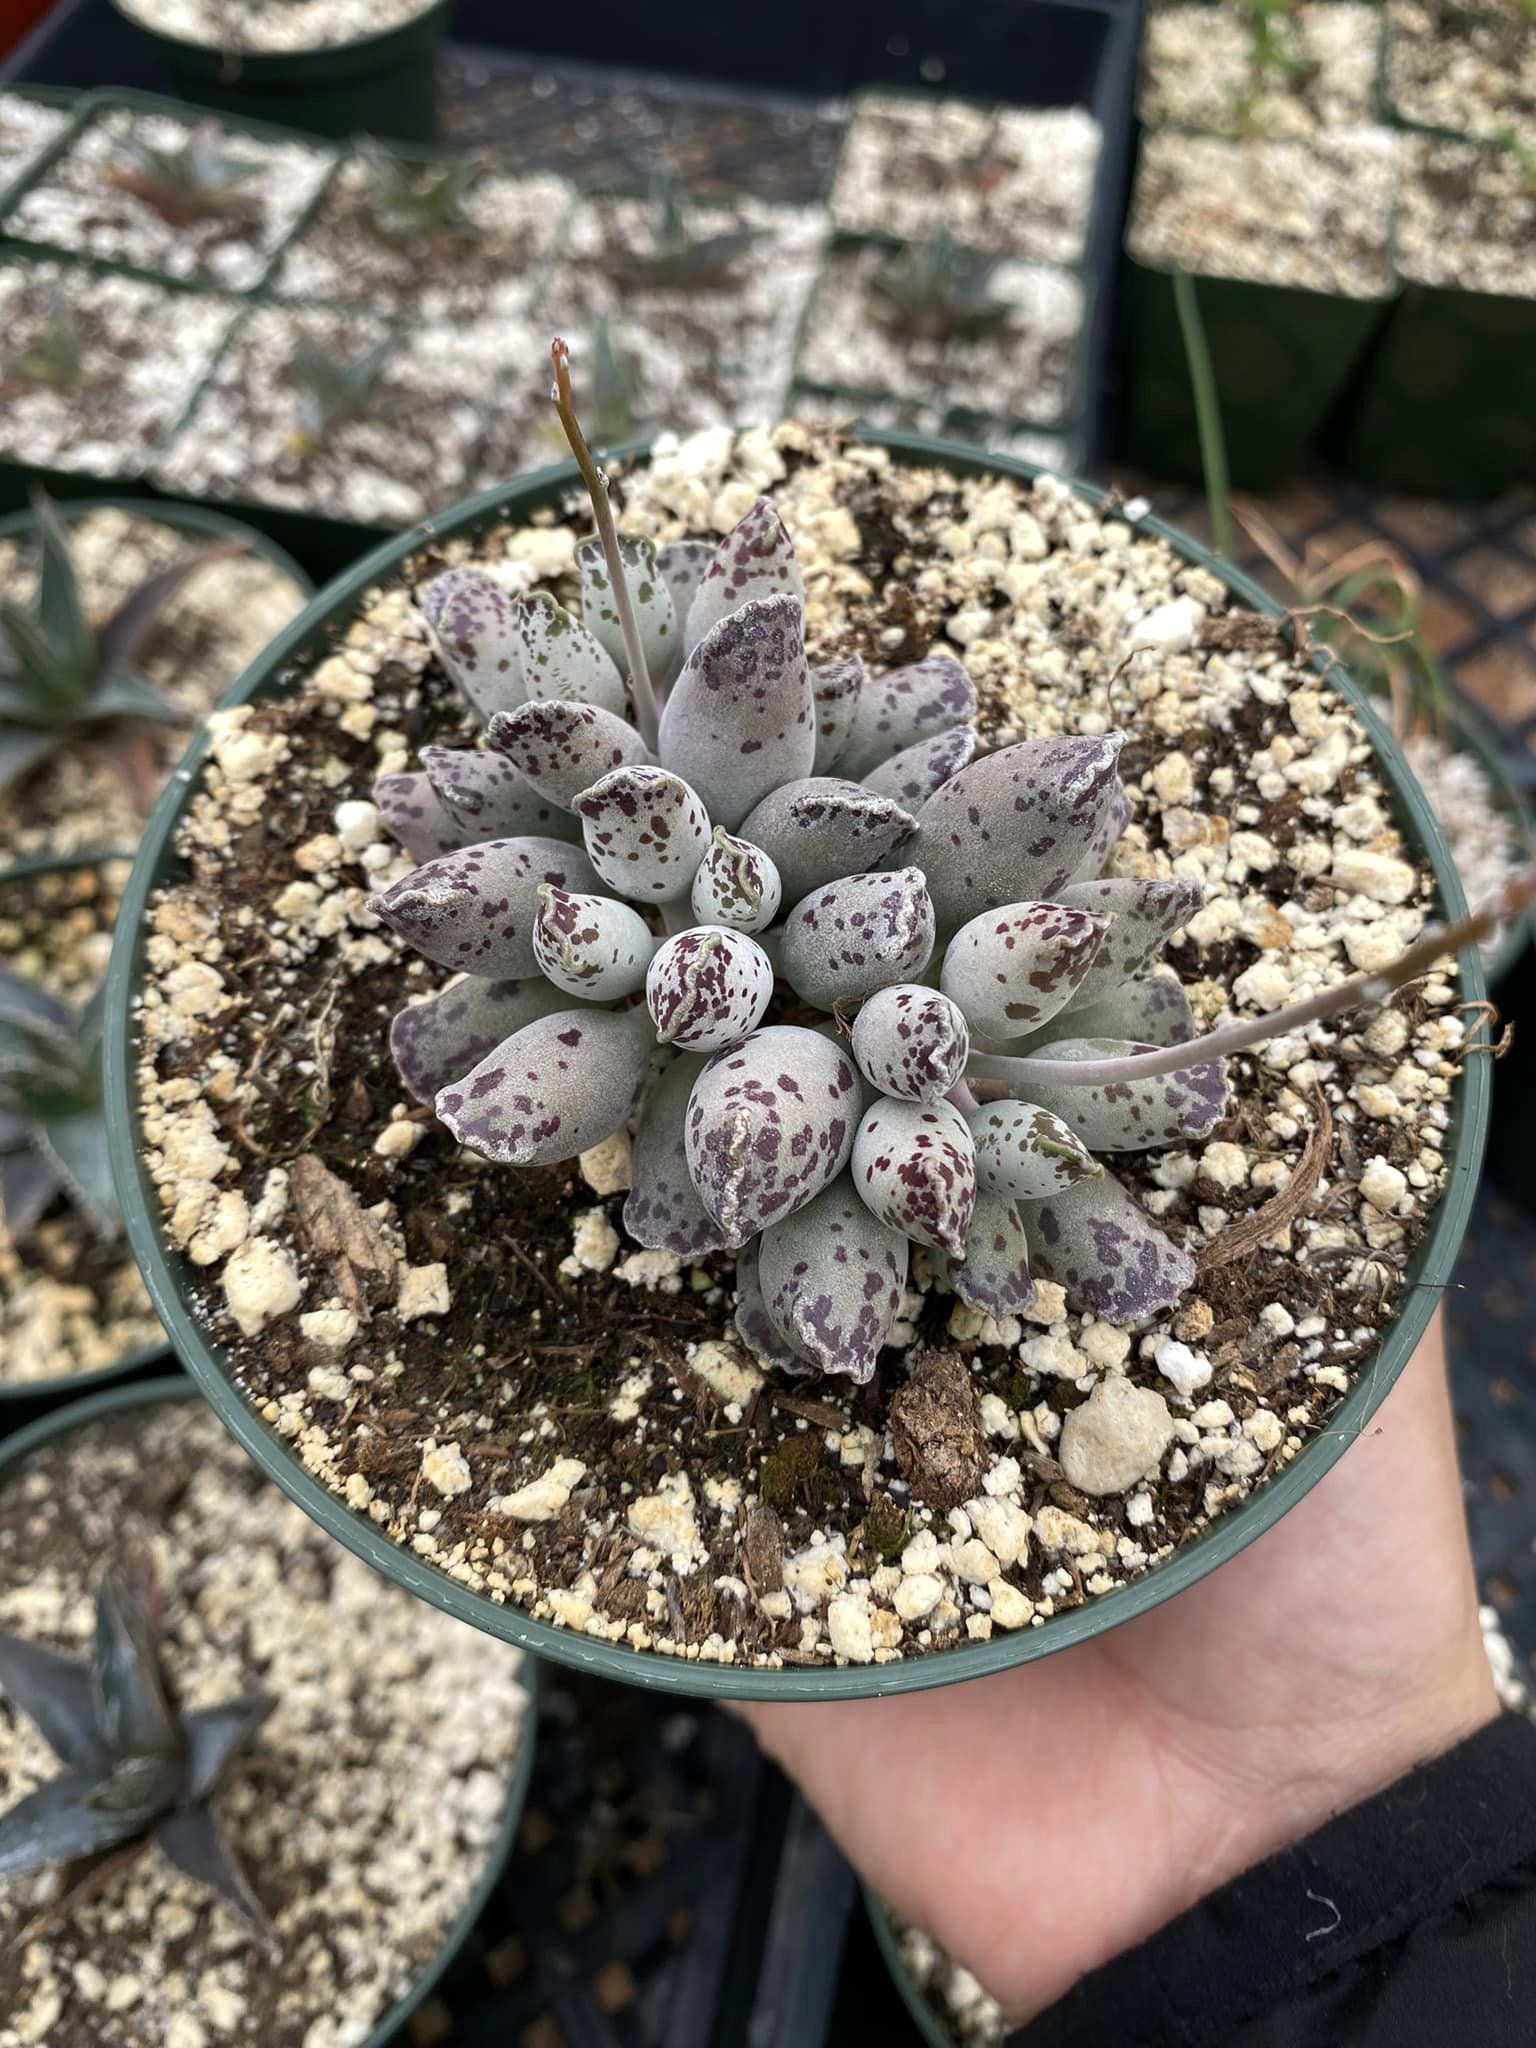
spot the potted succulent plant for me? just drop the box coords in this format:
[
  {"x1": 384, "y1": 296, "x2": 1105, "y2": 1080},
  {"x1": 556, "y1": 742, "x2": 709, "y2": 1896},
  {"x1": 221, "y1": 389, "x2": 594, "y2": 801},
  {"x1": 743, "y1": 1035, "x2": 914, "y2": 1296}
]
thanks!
[
  {"x1": 104, "y1": 0, "x2": 454, "y2": 144},
  {"x1": 104, "y1": 362, "x2": 1498, "y2": 1701},
  {"x1": 0, "y1": 1374, "x2": 535, "y2": 2044}
]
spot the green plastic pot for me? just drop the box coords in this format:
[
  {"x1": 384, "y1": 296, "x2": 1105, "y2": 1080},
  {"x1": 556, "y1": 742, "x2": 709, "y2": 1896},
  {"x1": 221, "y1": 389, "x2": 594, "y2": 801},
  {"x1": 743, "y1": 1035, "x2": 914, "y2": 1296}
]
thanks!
[
  {"x1": 102, "y1": 432, "x2": 1491, "y2": 1701},
  {"x1": 0, "y1": 1374, "x2": 540, "y2": 2046},
  {"x1": 106, "y1": 0, "x2": 451, "y2": 144},
  {"x1": 866, "y1": 1890, "x2": 954, "y2": 2048}
]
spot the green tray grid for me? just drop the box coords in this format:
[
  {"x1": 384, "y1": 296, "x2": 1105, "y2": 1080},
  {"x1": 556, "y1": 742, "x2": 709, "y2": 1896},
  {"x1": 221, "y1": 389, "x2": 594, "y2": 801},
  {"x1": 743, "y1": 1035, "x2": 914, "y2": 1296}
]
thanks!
[{"x1": 0, "y1": 80, "x2": 92, "y2": 217}]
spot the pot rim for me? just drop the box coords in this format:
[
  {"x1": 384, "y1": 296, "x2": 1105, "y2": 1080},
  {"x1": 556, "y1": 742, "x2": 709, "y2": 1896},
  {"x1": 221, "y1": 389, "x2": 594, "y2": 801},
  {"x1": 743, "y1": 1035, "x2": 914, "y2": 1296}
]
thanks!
[
  {"x1": 101, "y1": 431, "x2": 1492, "y2": 1700},
  {"x1": 0, "y1": 1373, "x2": 538, "y2": 2048}
]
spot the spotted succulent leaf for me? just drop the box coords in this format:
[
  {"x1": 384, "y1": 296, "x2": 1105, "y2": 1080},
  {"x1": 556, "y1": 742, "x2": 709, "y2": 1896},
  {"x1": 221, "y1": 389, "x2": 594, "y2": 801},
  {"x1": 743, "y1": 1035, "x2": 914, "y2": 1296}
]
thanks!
[
  {"x1": 851, "y1": 1095, "x2": 976, "y2": 1260},
  {"x1": 421, "y1": 745, "x2": 581, "y2": 843},
  {"x1": 684, "y1": 497, "x2": 805, "y2": 653},
  {"x1": 1022, "y1": 1172, "x2": 1196, "y2": 1323},
  {"x1": 684, "y1": 1024, "x2": 860, "y2": 1247},
  {"x1": 577, "y1": 534, "x2": 678, "y2": 686},
  {"x1": 1047, "y1": 969, "x2": 1195, "y2": 1049},
  {"x1": 655, "y1": 538, "x2": 715, "y2": 633},
  {"x1": 573, "y1": 764, "x2": 712, "y2": 902},
  {"x1": 838, "y1": 653, "x2": 977, "y2": 780},
  {"x1": 689, "y1": 826, "x2": 782, "y2": 931},
  {"x1": 1055, "y1": 878, "x2": 1205, "y2": 1012},
  {"x1": 861, "y1": 723, "x2": 976, "y2": 807},
  {"x1": 810, "y1": 657, "x2": 863, "y2": 774},
  {"x1": 418, "y1": 567, "x2": 524, "y2": 720},
  {"x1": 624, "y1": 1054, "x2": 731, "y2": 1258},
  {"x1": 780, "y1": 868, "x2": 935, "y2": 1012},
  {"x1": 734, "y1": 1236, "x2": 809, "y2": 1374},
  {"x1": 517, "y1": 590, "x2": 630, "y2": 720},
  {"x1": 1021, "y1": 1037, "x2": 1228, "y2": 1152},
  {"x1": 756, "y1": 1172, "x2": 909, "y2": 1382},
  {"x1": 940, "y1": 901, "x2": 1108, "y2": 1041},
  {"x1": 944, "y1": 1188, "x2": 1036, "y2": 1318},
  {"x1": 658, "y1": 594, "x2": 814, "y2": 830},
  {"x1": 965, "y1": 1098, "x2": 1101, "y2": 1199},
  {"x1": 489, "y1": 699, "x2": 649, "y2": 810},
  {"x1": 436, "y1": 1004, "x2": 654, "y2": 1166},
  {"x1": 533, "y1": 886, "x2": 656, "y2": 1000},
  {"x1": 1067, "y1": 779, "x2": 1130, "y2": 885},
  {"x1": 736, "y1": 778, "x2": 916, "y2": 907},
  {"x1": 389, "y1": 975, "x2": 570, "y2": 1104},
  {"x1": 850, "y1": 985, "x2": 970, "y2": 1104},
  {"x1": 369, "y1": 835, "x2": 598, "y2": 979},
  {"x1": 373, "y1": 770, "x2": 469, "y2": 862},
  {"x1": 646, "y1": 926, "x2": 774, "y2": 1052}
]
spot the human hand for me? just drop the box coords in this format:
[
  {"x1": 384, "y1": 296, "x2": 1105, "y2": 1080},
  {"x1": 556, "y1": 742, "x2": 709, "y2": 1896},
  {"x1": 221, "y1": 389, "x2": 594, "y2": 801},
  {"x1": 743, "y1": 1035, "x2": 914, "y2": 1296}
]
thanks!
[{"x1": 735, "y1": 1313, "x2": 1497, "y2": 2024}]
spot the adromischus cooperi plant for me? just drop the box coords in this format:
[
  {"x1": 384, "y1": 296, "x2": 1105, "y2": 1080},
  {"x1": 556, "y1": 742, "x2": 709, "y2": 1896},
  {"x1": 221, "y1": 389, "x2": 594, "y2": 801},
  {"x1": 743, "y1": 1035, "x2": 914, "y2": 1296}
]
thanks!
[{"x1": 368, "y1": 344, "x2": 1517, "y2": 1382}]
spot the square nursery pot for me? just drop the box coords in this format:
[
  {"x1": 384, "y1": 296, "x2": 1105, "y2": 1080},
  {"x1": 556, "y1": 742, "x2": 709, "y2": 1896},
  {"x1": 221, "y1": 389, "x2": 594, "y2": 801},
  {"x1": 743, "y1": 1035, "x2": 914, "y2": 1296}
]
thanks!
[
  {"x1": 1380, "y1": 0, "x2": 1536, "y2": 150},
  {"x1": 1118, "y1": 128, "x2": 1400, "y2": 490},
  {"x1": 0, "y1": 1375, "x2": 540, "y2": 2040},
  {"x1": 104, "y1": 0, "x2": 453, "y2": 144},
  {"x1": 0, "y1": 87, "x2": 335, "y2": 294},
  {"x1": 0, "y1": 81, "x2": 83, "y2": 212},
  {"x1": 100, "y1": 431, "x2": 1491, "y2": 1702}
]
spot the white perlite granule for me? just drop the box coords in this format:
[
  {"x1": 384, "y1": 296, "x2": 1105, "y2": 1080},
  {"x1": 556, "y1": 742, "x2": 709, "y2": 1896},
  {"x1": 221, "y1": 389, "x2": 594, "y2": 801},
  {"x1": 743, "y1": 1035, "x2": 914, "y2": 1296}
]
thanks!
[
  {"x1": 1129, "y1": 128, "x2": 1399, "y2": 297},
  {"x1": 1393, "y1": 137, "x2": 1536, "y2": 298},
  {"x1": 116, "y1": 0, "x2": 436, "y2": 52},
  {"x1": 1139, "y1": 4, "x2": 1382, "y2": 138},
  {"x1": 831, "y1": 96, "x2": 1101, "y2": 266},
  {"x1": 1404, "y1": 730, "x2": 1529, "y2": 964}
]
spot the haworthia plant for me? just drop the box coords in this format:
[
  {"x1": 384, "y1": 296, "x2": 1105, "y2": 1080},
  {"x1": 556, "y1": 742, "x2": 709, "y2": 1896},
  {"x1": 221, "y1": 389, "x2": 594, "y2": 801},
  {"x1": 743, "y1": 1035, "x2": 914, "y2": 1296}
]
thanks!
[
  {"x1": 0, "y1": 970, "x2": 119, "y2": 1246},
  {"x1": 368, "y1": 341, "x2": 1521, "y2": 1383}
]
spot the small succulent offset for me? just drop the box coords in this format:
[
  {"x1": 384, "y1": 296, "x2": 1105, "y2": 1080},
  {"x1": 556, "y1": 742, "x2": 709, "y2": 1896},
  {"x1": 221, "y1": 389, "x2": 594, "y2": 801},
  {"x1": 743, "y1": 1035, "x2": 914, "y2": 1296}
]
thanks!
[
  {"x1": 369, "y1": 345, "x2": 1512, "y2": 1384},
  {"x1": 0, "y1": 491, "x2": 237, "y2": 795},
  {"x1": 10, "y1": 294, "x2": 81, "y2": 393},
  {"x1": 0, "y1": 1567, "x2": 273, "y2": 1939},
  {"x1": 870, "y1": 230, "x2": 1015, "y2": 347},
  {"x1": 612, "y1": 181, "x2": 760, "y2": 291},
  {"x1": 358, "y1": 141, "x2": 477, "y2": 243},
  {"x1": 284, "y1": 336, "x2": 393, "y2": 458},
  {"x1": 103, "y1": 120, "x2": 260, "y2": 228},
  {"x1": 0, "y1": 968, "x2": 117, "y2": 1246}
]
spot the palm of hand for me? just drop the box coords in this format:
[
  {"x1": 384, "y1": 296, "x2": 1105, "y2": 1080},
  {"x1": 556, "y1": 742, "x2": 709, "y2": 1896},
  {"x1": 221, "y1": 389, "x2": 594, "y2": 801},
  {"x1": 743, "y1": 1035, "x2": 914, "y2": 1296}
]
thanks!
[{"x1": 738, "y1": 1317, "x2": 1496, "y2": 2022}]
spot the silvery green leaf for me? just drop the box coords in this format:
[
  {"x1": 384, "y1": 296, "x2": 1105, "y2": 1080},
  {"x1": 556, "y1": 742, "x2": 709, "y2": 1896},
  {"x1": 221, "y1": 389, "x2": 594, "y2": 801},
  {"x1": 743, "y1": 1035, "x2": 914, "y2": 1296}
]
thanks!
[
  {"x1": 734, "y1": 1237, "x2": 809, "y2": 1373},
  {"x1": 421, "y1": 746, "x2": 581, "y2": 844},
  {"x1": 1055, "y1": 878, "x2": 1204, "y2": 1010},
  {"x1": 1022, "y1": 1172, "x2": 1195, "y2": 1323},
  {"x1": 850, "y1": 985, "x2": 969, "y2": 1104},
  {"x1": 373, "y1": 770, "x2": 472, "y2": 862},
  {"x1": 0, "y1": 1769, "x2": 143, "y2": 1880},
  {"x1": 183, "y1": 1694, "x2": 275, "y2": 1801},
  {"x1": 418, "y1": 567, "x2": 525, "y2": 720},
  {"x1": 1067, "y1": 779, "x2": 1130, "y2": 885},
  {"x1": 574, "y1": 765, "x2": 712, "y2": 902},
  {"x1": 655, "y1": 538, "x2": 714, "y2": 636},
  {"x1": 861, "y1": 722, "x2": 976, "y2": 807},
  {"x1": 0, "y1": 1149, "x2": 61, "y2": 1242},
  {"x1": 93, "y1": 1569, "x2": 176, "y2": 1760},
  {"x1": 646, "y1": 927, "x2": 774, "y2": 1052},
  {"x1": 851, "y1": 1095, "x2": 976, "y2": 1259},
  {"x1": 390, "y1": 975, "x2": 569, "y2": 1104},
  {"x1": 809, "y1": 1019, "x2": 878, "y2": 1120},
  {"x1": 780, "y1": 868, "x2": 935, "y2": 1012},
  {"x1": 940, "y1": 900, "x2": 1108, "y2": 1040},
  {"x1": 736, "y1": 778, "x2": 916, "y2": 907},
  {"x1": 577, "y1": 534, "x2": 678, "y2": 686},
  {"x1": 689, "y1": 826, "x2": 782, "y2": 932},
  {"x1": 944, "y1": 1189, "x2": 1036, "y2": 1319},
  {"x1": 0, "y1": 1630, "x2": 104, "y2": 1772},
  {"x1": 757, "y1": 1172, "x2": 909, "y2": 1383},
  {"x1": 838, "y1": 653, "x2": 976, "y2": 778},
  {"x1": 370, "y1": 836, "x2": 599, "y2": 979},
  {"x1": 684, "y1": 497, "x2": 805, "y2": 653},
  {"x1": 914, "y1": 734, "x2": 1128, "y2": 934},
  {"x1": 38, "y1": 1107, "x2": 119, "y2": 1239},
  {"x1": 155, "y1": 1805, "x2": 272, "y2": 1944},
  {"x1": 0, "y1": 727, "x2": 60, "y2": 797},
  {"x1": 965, "y1": 1098, "x2": 1101, "y2": 1199},
  {"x1": 1022, "y1": 1037, "x2": 1229, "y2": 1152},
  {"x1": 436, "y1": 1004, "x2": 654, "y2": 1166},
  {"x1": 533, "y1": 886, "x2": 656, "y2": 1001},
  {"x1": 1049, "y1": 969, "x2": 1195, "y2": 1049},
  {"x1": 624, "y1": 1054, "x2": 731, "y2": 1259},
  {"x1": 811, "y1": 657, "x2": 862, "y2": 773},
  {"x1": 487, "y1": 699, "x2": 650, "y2": 810},
  {"x1": 517, "y1": 590, "x2": 630, "y2": 720},
  {"x1": 659, "y1": 594, "x2": 815, "y2": 831},
  {"x1": 684, "y1": 1024, "x2": 860, "y2": 1247}
]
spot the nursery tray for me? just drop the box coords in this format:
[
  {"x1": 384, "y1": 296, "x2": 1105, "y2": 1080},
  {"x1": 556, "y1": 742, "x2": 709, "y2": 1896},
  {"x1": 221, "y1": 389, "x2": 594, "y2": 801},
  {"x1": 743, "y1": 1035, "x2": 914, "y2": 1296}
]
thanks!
[{"x1": 0, "y1": 80, "x2": 85, "y2": 214}]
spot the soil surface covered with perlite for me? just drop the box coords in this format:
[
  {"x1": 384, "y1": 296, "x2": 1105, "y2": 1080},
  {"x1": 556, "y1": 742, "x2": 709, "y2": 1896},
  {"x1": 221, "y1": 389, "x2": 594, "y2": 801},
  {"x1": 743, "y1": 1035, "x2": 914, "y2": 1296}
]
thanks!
[{"x1": 131, "y1": 427, "x2": 1466, "y2": 1674}]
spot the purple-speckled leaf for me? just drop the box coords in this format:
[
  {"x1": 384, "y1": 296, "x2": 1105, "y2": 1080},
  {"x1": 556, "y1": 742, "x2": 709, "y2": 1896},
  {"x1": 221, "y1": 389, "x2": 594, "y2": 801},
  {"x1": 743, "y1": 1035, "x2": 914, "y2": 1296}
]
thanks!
[
  {"x1": 421, "y1": 745, "x2": 581, "y2": 844},
  {"x1": 852, "y1": 1096, "x2": 976, "y2": 1259},
  {"x1": 689, "y1": 826, "x2": 782, "y2": 932},
  {"x1": 684, "y1": 1024, "x2": 860, "y2": 1247},
  {"x1": 369, "y1": 835, "x2": 598, "y2": 978},
  {"x1": 1048, "y1": 970, "x2": 1195, "y2": 1049},
  {"x1": 646, "y1": 927, "x2": 774, "y2": 1052},
  {"x1": 517, "y1": 590, "x2": 630, "y2": 719},
  {"x1": 944, "y1": 1189, "x2": 1036, "y2": 1319},
  {"x1": 851, "y1": 985, "x2": 970, "y2": 1104},
  {"x1": 577, "y1": 534, "x2": 678, "y2": 686},
  {"x1": 684, "y1": 497, "x2": 805, "y2": 653},
  {"x1": 656, "y1": 538, "x2": 714, "y2": 636},
  {"x1": 811, "y1": 658, "x2": 863, "y2": 774},
  {"x1": 734, "y1": 1237, "x2": 809, "y2": 1374},
  {"x1": 658, "y1": 594, "x2": 815, "y2": 830},
  {"x1": 940, "y1": 901, "x2": 1108, "y2": 1041},
  {"x1": 1067, "y1": 780, "x2": 1130, "y2": 885},
  {"x1": 914, "y1": 734, "x2": 1128, "y2": 934},
  {"x1": 436, "y1": 1004, "x2": 653, "y2": 1166},
  {"x1": 965, "y1": 1098, "x2": 1101, "y2": 1199},
  {"x1": 373, "y1": 770, "x2": 472, "y2": 862},
  {"x1": 838, "y1": 654, "x2": 977, "y2": 779},
  {"x1": 1022, "y1": 1172, "x2": 1195, "y2": 1322},
  {"x1": 573, "y1": 764, "x2": 712, "y2": 902},
  {"x1": 488, "y1": 699, "x2": 650, "y2": 810},
  {"x1": 1022, "y1": 1037, "x2": 1229, "y2": 1152},
  {"x1": 624, "y1": 1054, "x2": 731, "y2": 1259},
  {"x1": 533, "y1": 886, "x2": 656, "y2": 1000},
  {"x1": 1055, "y1": 877, "x2": 1204, "y2": 1010},
  {"x1": 736, "y1": 778, "x2": 916, "y2": 907},
  {"x1": 757, "y1": 1173, "x2": 909, "y2": 1383},
  {"x1": 418, "y1": 567, "x2": 524, "y2": 720},
  {"x1": 389, "y1": 975, "x2": 569, "y2": 1104},
  {"x1": 862, "y1": 723, "x2": 977, "y2": 807},
  {"x1": 781, "y1": 868, "x2": 935, "y2": 1012}
]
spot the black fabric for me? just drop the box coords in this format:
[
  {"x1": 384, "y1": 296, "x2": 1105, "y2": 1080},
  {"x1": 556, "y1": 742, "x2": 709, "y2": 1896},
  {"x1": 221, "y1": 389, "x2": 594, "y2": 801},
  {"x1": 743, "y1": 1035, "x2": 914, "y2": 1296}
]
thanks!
[{"x1": 1014, "y1": 1712, "x2": 1536, "y2": 2048}]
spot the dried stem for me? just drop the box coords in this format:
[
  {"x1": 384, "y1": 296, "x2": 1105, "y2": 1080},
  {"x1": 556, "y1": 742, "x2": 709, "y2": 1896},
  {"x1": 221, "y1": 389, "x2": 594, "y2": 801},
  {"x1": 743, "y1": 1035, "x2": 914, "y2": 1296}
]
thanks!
[
  {"x1": 967, "y1": 868, "x2": 1536, "y2": 1094},
  {"x1": 549, "y1": 336, "x2": 659, "y2": 750}
]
